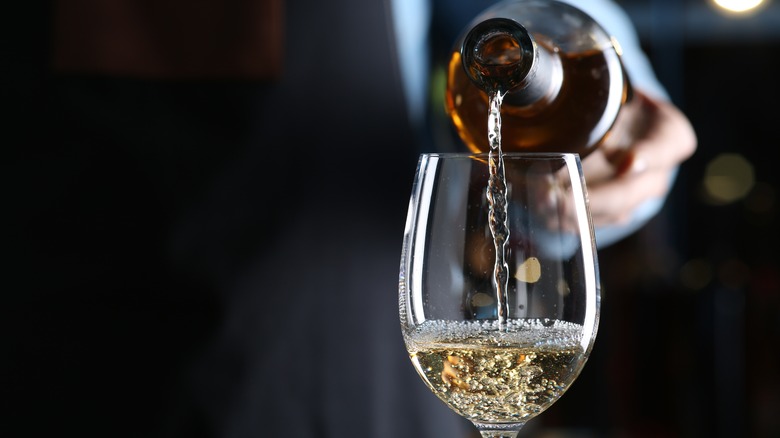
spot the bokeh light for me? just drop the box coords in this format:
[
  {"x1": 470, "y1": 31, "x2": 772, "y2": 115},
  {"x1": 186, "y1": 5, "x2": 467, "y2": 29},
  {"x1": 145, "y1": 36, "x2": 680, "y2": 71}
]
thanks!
[
  {"x1": 702, "y1": 153, "x2": 755, "y2": 205},
  {"x1": 712, "y1": 0, "x2": 765, "y2": 14},
  {"x1": 679, "y1": 258, "x2": 714, "y2": 291}
]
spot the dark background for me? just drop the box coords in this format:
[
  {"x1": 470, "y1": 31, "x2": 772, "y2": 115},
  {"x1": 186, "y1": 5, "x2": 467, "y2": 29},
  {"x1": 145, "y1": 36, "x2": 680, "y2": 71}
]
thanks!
[{"x1": 3, "y1": 0, "x2": 779, "y2": 437}]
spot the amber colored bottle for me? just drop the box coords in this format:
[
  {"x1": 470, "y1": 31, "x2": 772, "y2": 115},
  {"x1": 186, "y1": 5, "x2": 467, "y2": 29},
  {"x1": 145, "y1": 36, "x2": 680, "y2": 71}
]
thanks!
[{"x1": 446, "y1": 0, "x2": 633, "y2": 158}]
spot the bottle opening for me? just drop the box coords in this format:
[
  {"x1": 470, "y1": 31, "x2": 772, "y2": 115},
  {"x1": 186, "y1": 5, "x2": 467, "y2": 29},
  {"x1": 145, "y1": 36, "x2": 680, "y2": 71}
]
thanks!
[
  {"x1": 475, "y1": 33, "x2": 523, "y2": 66},
  {"x1": 461, "y1": 18, "x2": 535, "y2": 94}
]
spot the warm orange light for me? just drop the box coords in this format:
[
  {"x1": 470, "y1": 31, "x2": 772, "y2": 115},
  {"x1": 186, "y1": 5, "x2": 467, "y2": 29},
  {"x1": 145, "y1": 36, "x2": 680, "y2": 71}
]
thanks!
[{"x1": 712, "y1": 0, "x2": 765, "y2": 13}]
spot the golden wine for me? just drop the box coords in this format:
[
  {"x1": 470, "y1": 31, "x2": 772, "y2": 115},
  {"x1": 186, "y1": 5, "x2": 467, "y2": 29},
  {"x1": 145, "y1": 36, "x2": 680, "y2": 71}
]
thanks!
[{"x1": 406, "y1": 320, "x2": 587, "y2": 424}]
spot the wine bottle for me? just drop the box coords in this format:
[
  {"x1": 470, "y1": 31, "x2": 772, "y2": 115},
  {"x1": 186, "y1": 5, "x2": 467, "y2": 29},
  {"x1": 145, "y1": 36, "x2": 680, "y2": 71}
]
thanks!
[{"x1": 446, "y1": 0, "x2": 634, "y2": 158}]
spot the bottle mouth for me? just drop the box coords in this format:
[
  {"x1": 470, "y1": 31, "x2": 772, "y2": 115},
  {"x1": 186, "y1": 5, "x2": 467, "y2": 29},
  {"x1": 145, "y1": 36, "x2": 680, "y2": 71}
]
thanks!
[{"x1": 461, "y1": 18, "x2": 536, "y2": 94}]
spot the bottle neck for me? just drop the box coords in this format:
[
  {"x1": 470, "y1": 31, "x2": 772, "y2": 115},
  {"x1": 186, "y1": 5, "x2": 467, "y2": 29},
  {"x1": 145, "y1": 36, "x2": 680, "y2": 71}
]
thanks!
[
  {"x1": 461, "y1": 18, "x2": 561, "y2": 107},
  {"x1": 504, "y1": 40, "x2": 562, "y2": 108}
]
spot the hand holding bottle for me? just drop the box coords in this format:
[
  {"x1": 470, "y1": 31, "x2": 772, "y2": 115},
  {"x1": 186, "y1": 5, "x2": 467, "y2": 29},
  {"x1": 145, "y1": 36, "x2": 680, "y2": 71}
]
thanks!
[
  {"x1": 580, "y1": 89, "x2": 697, "y2": 228},
  {"x1": 445, "y1": 0, "x2": 697, "y2": 238}
]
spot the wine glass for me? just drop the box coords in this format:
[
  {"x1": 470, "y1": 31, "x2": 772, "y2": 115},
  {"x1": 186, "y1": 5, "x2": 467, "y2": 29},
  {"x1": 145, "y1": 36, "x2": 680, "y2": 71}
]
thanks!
[{"x1": 399, "y1": 152, "x2": 600, "y2": 438}]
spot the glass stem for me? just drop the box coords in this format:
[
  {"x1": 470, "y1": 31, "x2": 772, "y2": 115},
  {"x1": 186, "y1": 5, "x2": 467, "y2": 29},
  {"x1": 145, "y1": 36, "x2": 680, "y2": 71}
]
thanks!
[{"x1": 475, "y1": 422, "x2": 525, "y2": 438}]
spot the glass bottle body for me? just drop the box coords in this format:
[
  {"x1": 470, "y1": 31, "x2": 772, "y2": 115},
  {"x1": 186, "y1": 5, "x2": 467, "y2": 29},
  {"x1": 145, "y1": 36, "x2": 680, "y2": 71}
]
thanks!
[{"x1": 446, "y1": 0, "x2": 631, "y2": 157}]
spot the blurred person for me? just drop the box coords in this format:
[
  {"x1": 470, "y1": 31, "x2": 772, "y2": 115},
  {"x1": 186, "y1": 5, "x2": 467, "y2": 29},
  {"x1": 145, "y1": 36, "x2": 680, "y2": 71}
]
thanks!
[{"x1": 3, "y1": 1, "x2": 694, "y2": 438}]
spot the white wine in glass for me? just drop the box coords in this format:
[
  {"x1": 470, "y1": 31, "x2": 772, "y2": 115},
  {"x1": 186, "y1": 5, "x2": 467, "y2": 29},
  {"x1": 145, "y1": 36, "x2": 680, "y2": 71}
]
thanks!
[{"x1": 399, "y1": 152, "x2": 600, "y2": 437}]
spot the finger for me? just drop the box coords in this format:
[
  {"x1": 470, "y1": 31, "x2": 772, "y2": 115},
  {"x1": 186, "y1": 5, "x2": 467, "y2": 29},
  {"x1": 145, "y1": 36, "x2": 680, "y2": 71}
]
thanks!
[{"x1": 607, "y1": 91, "x2": 698, "y2": 177}]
